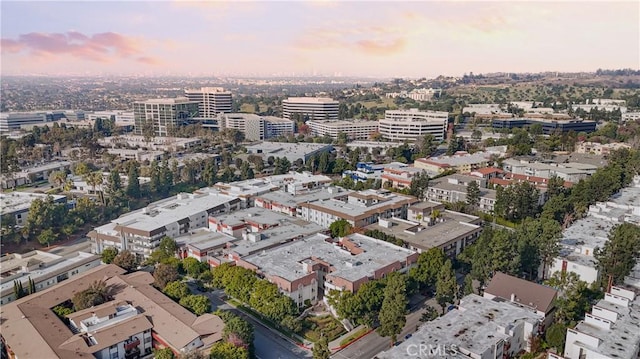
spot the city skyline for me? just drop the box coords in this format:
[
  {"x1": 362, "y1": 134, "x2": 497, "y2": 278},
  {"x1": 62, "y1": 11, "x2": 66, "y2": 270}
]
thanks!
[{"x1": 1, "y1": 1, "x2": 639, "y2": 78}]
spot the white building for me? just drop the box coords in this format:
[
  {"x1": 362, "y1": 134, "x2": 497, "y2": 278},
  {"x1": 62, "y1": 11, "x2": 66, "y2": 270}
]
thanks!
[
  {"x1": 184, "y1": 87, "x2": 233, "y2": 117},
  {"x1": 245, "y1": 142, "x2": 333, "y2": 164},
  {"x1": 219, "y1": 113, "x2": 294, "y2": 141},
  {"x1": 379, "y1": 109, "x2": 448, "y2": 142},
  {"x1": 377, "y1": 294, "x2": 542, "y2": 359},
  {"x1": 426, "y1": 174, "x2": 497, "y2": 213},
  {"x1": 98, "y1": 135, "x2": 202, "y2": 151},
  {"x1": 556, "y1": 286, "x2": 640, "y2": 359},
  {"x1": 255, "y1": 186, "x2": 348, "y2": 217},
  {"x1": 1, "y1": 160, "x2": 73, "y2": 189},
  {"x1": 622, "y1": 111, "x2": 640, "y2": 123},
  {"x1": 575, "y1": 141, "x2": 631, "y2": 156},
  {"x1": 0, "y1": 192, "x2": 67, "y2": 227},
  {"x1": 282, "y1": 97, "x2": 339, "y2": 121},
  {"x1": 0, "y1": 251, "x2": 101, "y2": 305},
  {"x1": 133, "y1": 98, "x2": 200, "y2": 137},
  {"x1": 307, "y1": 119, "x2": 378, "y2": 140},
  {"x1": 0, "y1": 112, "x2": 48, "y2": 132},
  {"x1": 502, "y1": 158, "x2": 597, "y2": 183}
]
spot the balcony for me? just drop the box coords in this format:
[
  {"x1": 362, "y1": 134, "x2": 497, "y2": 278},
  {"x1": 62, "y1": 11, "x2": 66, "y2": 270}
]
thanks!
[{"x1": 124, "y1": 338, "x2": 140, "y2": 351}]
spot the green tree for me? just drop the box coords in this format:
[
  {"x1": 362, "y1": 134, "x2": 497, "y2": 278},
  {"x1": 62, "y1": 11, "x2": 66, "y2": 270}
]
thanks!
[
  {"x1": 153, "y1": 348, "x2": 175, "y2": 359},
  {"x1": 163, "y1": 281, "x2": 191, "y2": 300},
  {"x1": 409, "y1": 172, "x2": 429, "y2": 200},
  {"x1": 409, "y1": 248, "x2": 446, "y2": 290},
  {"x1": 466, "y1": 180, "x2": 480, "y2": 208},
  {"x1": 249, "y1": 280, "x2": 297, "y2": 323},
  {"x1": 72, "y1": 280, "x2": 109, "y2": 310},
  {"x1": 149, "y1": 236, "x2": 178, "y2": 264},
  {"x1": 112, "y1": 250, "x2": 137, "y2": 271},
  {"x1": 101, "y1": 247, "x2": 118, "y2": 264},
  {"x1": 377, "y1": 273, "x2": 407, "y2": 346},
  {"x1": 210, "y1": 342, "x2": 249, "y2": 359},
  {"x1": 435, "y1": 260, "x2": 458, "y2": 314},
  {"x1": 37, "y1": 228, "x2": 58, "y2": 247},
  {"x1": 329, "y1": 219, "x2": 352, "y2": 238},
  {"x1": 107, "y1": 170, "x2": 122, "y2": 194},
  {"x1": 154, "y1": 263, "x2": 180, "y2": 290},
  {"x1": 313, "y1": 334, "x2": 331, "y2": 359},
  {"x1": 595, "y1": 223, "x2": 640, "y2": 285},
  {"x1": 545, "y1": 323, "x2": 567, "y2": 353},
  {"x1": 182, "y1": 257, "x2": 208, "y2": 277},
  {"x1": 223, "y1": 315, "x2": 254, "y2": 350},
  {"x1": 126, "y1": 162, "x2": 141, "y2": 199},
  {"x1": 13, "y1": 280, "x2": 25, "y2": 299},
  {"x1": 179, "y1": 294, "x2": 211, "y2": 315}
]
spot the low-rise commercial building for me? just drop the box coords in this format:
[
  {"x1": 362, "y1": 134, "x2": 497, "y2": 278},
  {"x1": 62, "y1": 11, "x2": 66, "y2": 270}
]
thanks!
[
  {"x1": 0, "y1": 251, "x2": 101, "y2": 305},
  {"x1": 1, "y1": 160, "x2": 72, "y2": 189},
  {"x1": 90, "y1": 189, "x2": 242, "y2": 258},
  {"x1": 0, "y1": 192, "x2": 67, "y2": 226},
  {"x1": 237, "y1": 233, "x2": 418, "y2": 307},
  {"x1": 0, "y1": 264, "x2": 224, "y2": 359},
  {"x1": 492, "y1": 118, "x2": 597, "y2": 134},
  {"x1": 377, "y1": 294, "x2": 542, "y2": 359},
  {"x1": 245, "y1": 142, "x2": 333, "y2": 165},
  {"x1": 575, "y1": 141, "x2": 631, "y2": 156},
  {"x1": 379, "y1": 109, "x2": 448, "y2": 142},
  {"x1": 299, "y1": 189, "x2": 417, "y2": 228},
  {"x1": 307, "y1": 119, "x2": 378, "y2": 140},
  {"x1": 98, "y1": 135, "x2": 202, "y2": 151},
  {"x1": 622, "y1": 111, "x2": 640, "y2": 123}
]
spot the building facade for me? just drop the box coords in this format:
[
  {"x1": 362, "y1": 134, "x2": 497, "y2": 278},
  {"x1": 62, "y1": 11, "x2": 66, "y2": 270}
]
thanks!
[
  {"x1": 281, "y1": 97, "x2": 339, "y2": 121},
  {"x1": 379, "y1": 109, "x2": 448, "y2": 142},
  {"x1": 220, "y1": 113, "x2": 294, "y2": 141},
  {"x1": 133, "y1": 98, "x2": 200, "y2": 137},
  {"x1": 307, "y1": 120, "x2": 378, "y2": 140},
  {"x1": 184, "y1": 87, "x2": 233, "y2": 117}
]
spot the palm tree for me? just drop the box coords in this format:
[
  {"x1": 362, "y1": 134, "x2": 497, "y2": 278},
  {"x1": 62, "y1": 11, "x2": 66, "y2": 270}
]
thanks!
[
  {"x1": 49, "y1": 171, "x2": 67, "y2": 189},
  {"x1": 84, "y1": 171, "x2": 105, "y2": 204}
]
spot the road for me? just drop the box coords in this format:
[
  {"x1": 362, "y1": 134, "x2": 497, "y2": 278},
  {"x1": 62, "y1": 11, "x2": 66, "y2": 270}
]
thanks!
[
  {"x1": 190, "y1": 286, "x2": 311, "y2": 359},
  {"x1": 333, "y1": 297, "x2": 442, "y2": 359}
]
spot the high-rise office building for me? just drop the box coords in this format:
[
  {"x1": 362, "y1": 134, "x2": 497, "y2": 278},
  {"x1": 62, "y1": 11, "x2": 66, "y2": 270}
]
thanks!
[
  {"x1": 184, "y1": 87, "x2": 233, "y2": 118},
  {"x1": 379, "y1": 109, "x2": 448, "y2": 142},
  {"x1": 282, "y1": 97, "x2": 339, "y2": 121},
  {"x1": 219, "y1": 113, "x2": 294, "y2": 141},
  {"x1": 133, "y1": 98, "x2": 199, "y2": 137}
]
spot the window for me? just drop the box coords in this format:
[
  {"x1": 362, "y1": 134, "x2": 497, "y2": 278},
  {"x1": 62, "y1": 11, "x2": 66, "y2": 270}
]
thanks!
[
  {"x1": 144, "y1": 337, "x2": 151, "y2": 343},
  {"x1": 111, "y1": 352, "x2": 118, "y2": 359}
]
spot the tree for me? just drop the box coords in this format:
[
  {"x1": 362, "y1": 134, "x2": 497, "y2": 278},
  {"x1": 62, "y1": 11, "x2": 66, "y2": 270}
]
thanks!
[
  {"x1": 182, "y1": 257, "x2": 209, "y2": 277},
  {"x1": 466, "y1": 180, "x2": 480, "y2": 208},
  {"x1": 13, "y1": 280, "x2": 25, "y2": 299},
  {"x1": 179, "y1": 294, "x2": 211, "y2": 315},
  {"x1": 101, "y1": 247, "x2": 118, "y2": 264},
  {"x1": 163, "y1": 281, "x2": 191, "y2": 300},
  {"x1": 210, "y1": 342, "x2": 249, "y2": 359},
  {"x1": 126, "y1": 162, "x2": 141, "y2": 198},
  {"x1": 223, "y1": 314, "x2": 254, "y2": 350},
  {"x1": 435, "y1": 260, "x2": 458, "y2": 314},
  {"x1": 112, "y1": 250, "x2": 137, "y2": 271},
  {"x1": 409, "y1": 248, "x2": 446, "y2": 290},
  {"x1": 154, "y1": 263, "x2": 180, "y2": 290},
  {"x1": 546, "y1": 323, "x2": 567, "y2": 353},
  {"x1": 72, "y1": 280, "x2": 109, "y2": 310},
  {"x1": 153, "y1": 348, "x2": 175, "y2": 359},
  {"x1": 27, "y1": 277, "x2": 36, "y2": 295},
  {"x1": 462, "y1": 275, "x2": 474, "y2": 296},
  {"x1": 37, "y1": 228, "x2": 58, "y2": 247},
  {"x1": 329, "y1": 219, "x2": 352, "y2": 238},
  {"x1": 313, "y1": 334, "x2": 331, "y2": 359},
  {"x1": 419, "y1": 306, "x2": 439, "y2": 322},
  {"x1": 409, "y1": 172, "x2": 429, "y2": 200},
  {"x1": 107, "y1": 169, "x2": 122, "y2": 194},
  {"x1": 595, "y1": 223, "x2": 640, "y2": 285},
  {"x1": 149, "y1": 236, "x2": 178, "y2": 264},
  {"x1": 49, "y1": 170, "x2": 67, "y2": 188},
  {"x1": 377, "y1": 273, "x2": 408, "y2": 346}
]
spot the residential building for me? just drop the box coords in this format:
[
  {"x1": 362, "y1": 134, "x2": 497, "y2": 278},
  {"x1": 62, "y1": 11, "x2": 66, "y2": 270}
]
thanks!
[
  {"x1": 299, "y1": 189, "x2": 417, "y2": 228},
  {"x1": 575, "y1": 141, "x2": 631, "y2": 156},
  {"x1": 255, "y1": 186, "x2": 349, "y2": 217},
  {"x1": 414, "y1": 151, "x2": 492, "y2": 174},
  {"x1": 1, "y1": 160, "x2": 72, "y2": 189},
  {"x1": 380, "y1": 164, "x2": 426, "y2": 189},
  {"x1": 376, "y1": 294, "x2": 542, "y2": 359},
  {"x1": 379, "y1": 109, "x2": 448, "y2": 142},
  {"x1": 0, "y1": 264, "x2": 224, "y2": 359},
  {"x1": 245, "y1": 142, "x2": 333, "y2": 165},
  {"x1": 492, "y1": 118, "x2": 597, "y2": 134},
  {"x1": 175, "y1": 229, "x2": 237, "y2": 263},
  {"x1": 236, "y1": 233, "x2": 418, "y2": 307},
  {"x1": 0, "y1": 192, "x2": 67, "y2": 226},
  {"x1": 219, "y1": 113, "x2": 294, "y2": 140},
  {"x1": 281, "y1": 97, "x2": 339, "y2": 121},
  {"x1": 462, "y1": 103, "x2": 506, "y2": 116},
  {"x1": 184, "y1": 87, "x2": 232, "y2": 117},
  {"x1": 106, "y1": 148, "x2": 164, "y2": 162},
  {"x1": 557, "y1": 286, "x2": 640, "y2": 359},
  {"x1": 426, "y1": 174, "x2": 496, "y2": 212},
  {"x1": 385, "y1": 88, "x2": 441, "y2": 101},
  {"x1": 0, "y1": 251, "x2": 101, "y2": 305},
  {"x1": 468, "y1": 167, "x2": 504, "y2": 182},
  {"x1": 622, "y1": 111, "x2": 640, "y2": 123},
  {"x1": 343, "y1": 162, "x2": 385, "y2": 183},
  {"x1": 572, "y1": 102, "x2": 627, "y2": 113},
  {"x1": 502, "y1": 158, "x2": 598, "y2": 183},
  {"x1": 133, "y1": 98, "x2": 200, "y2": 137},
  {"x1": 365, "y1": 206, "x2": 481, "y2": 257},
  {"x1": 98, "y1": 135, "x2": 202, "y2": 151},
  {"x1": 307, "y1": 119, "x2": 378, "y2": 140},
  {"x1": 346, "y1": 141, "x2": 397, "y2": 155},
  {"x1": 89, "y1": 189, "x2": 242, "y2": 258},
  {"x1": 484, "y1": 272, "x2": 558, "y2": 328}
]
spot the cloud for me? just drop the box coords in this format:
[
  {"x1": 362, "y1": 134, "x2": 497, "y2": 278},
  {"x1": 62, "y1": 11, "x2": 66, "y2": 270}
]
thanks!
[
  {"x1": 136, "y1": 56, "x2": 161, "y2": 65},
  {"x1": 1, "y1": 31, "x2": 159, "y2": 64},
  {"x1": 357, "y1": 38, "x2": 406, "y2": 55}
]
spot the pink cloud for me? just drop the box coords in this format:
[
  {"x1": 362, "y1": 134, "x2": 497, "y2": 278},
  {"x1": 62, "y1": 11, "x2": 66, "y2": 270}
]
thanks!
[
  {"x1": 1, "y1": 31, "x2": 160, "y2": 64},
  {"x1": 136, "y1": 56, "x2": 161, "y2": 65}
]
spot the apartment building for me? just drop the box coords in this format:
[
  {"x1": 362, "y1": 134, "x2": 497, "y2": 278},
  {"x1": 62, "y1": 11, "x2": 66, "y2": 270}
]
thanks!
[
  {"x1": 0, "y1": 192, "x2": 67, "y2": 226},
  {"x1": 307, "y1": 119, "x2": 378, "y2": 140},
  {"x1": 426, "y1": 174, "x2": 496, "y2": 213},
  {"x1": 379, "y1": 109, "x2": 448, "y2": 142},
  {"x1": 575, "y1": 141, "x2": 631, "y2": 155},
  {"x1": 282, "y1": 97, "x2": 339, "y2": 121},
  {"x1": 133, "y1": 98, "x2": 200, "y2": 137},
  {"x1": 1, "y1": 160, "x2": 72, "y2": 189},
  {"x1": 299, "y1": 189, "x2": 417, "y2": 228},
  {"x1": 502, "y1": 158, "x2": 598, "y2": 183},
  {"x1": 377, "y1": 294, "x2": 542, "y2": 359},
  {"x1": 622, "y1": 111, "x2": 640, "y2": 123},
  {"x1": 219, "y1": 113, "x2": 294, "y2": 141},
  {"x1": 556, "y1": 286, "x2": 640, "y2": 359},
  {"x1": 343, "y1": 162, "x2": 411, "y2": 183},
  {"x1": 237, "y1": 233, "x2": 418, "y2": 307},
  {"x1": 414, "y1": 151, "x2": 492, "y2": 174},
  {"x1": 365, "y1": 207, "x2": 481, "y2": 258},
  {"x1": 90, "y1": 189, "x2": 242, "y2": 258},
  {"x1": 0, "y1": 265, "x2": 224, "y2": 359},
  {"x1": 255, "y1": 186, "x2": 349, "y2": 217},
  {"x1": 184, "y1": 87, "x2": 232, "y2": 117},
  {"x1": 380, "y1": 164, "x2": 427, "y2": 189}
]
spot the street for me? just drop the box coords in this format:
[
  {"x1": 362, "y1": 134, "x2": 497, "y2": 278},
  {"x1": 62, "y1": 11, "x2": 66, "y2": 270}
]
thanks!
[{"x1": 190, "y1": 286, "x2": 311, "y2": 359}]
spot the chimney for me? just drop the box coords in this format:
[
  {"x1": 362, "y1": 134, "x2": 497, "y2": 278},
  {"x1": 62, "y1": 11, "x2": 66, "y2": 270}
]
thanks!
[{"x1": 510, "y1": 293, "x2": 516, "y2": 302}]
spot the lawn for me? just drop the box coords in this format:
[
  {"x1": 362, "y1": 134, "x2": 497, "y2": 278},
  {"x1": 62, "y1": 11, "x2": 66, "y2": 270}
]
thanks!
[
  {"x1": 339, "y1": 326, "x2": 370, "y2": 347},
  {"x1": 301, "y1": 315, "x2": 346, "y2": 343}
]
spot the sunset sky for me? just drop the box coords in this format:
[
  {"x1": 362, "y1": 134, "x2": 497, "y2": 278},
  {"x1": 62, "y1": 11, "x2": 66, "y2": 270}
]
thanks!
[{"x1": 1, "y1": 1, "x2": 639, "y2": 78}]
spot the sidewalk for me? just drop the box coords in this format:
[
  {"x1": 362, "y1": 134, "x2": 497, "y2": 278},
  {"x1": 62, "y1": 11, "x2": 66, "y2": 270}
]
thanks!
[{"x1": 328, "y1": 324, "x2": 372, "y2": 352}]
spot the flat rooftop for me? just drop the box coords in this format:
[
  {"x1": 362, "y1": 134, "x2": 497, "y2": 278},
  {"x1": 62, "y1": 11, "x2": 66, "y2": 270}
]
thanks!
[
  {"x1": 175, "y1": 229, "x2": 237, "y2": 252},
  {"x1": 284, "y1": 97, "x2": 338, "y2": 104},
  {"x1": 303, "y1": 190, "x2": 416, "y2": 219},
  {"x1": 307, "y1": 119, "x2": 378, "y2": 127},
  {"x1": 243, "y1": 233, "x2": 415, "y2": 283},
  {"x1": 0, "y1": 191, "x2": 66, "y2": 215},
  {"x1": 429, "y1": 177, "x2": 497, "y2": 200},
  {"x1": 365, "y1": 216, "x2": 481, "y2": 251},
  {"x1": 557, "y1": 215, "x2": 614, "y2": 267},
  {"x1": 419, "y1": 151, "x2": 491, "y2": 167},
  {"x1": 377, "y1": 294, "x2": 541, "y2": 359},
  {"x1": 256, "y1": 187, "x2": 349, "y2": 209}
]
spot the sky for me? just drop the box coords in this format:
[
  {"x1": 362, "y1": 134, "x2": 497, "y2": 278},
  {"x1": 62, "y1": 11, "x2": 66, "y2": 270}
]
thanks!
[{"x1": 1, "y1": 1, "x2": 639, "y2": 78}]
